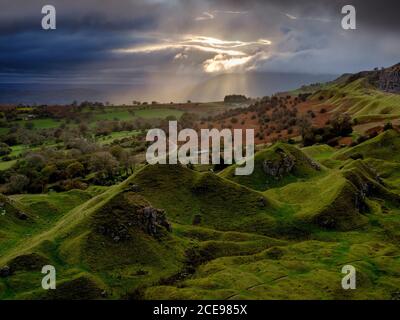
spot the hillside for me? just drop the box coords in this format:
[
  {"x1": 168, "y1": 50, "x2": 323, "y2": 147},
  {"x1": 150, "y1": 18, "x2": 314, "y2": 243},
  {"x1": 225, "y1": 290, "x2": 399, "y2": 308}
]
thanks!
[
  {"x1": 1, "y1": 129, "x2": 400, "y2": 299},
  {"x1": 297, "y1": 63, "x2": 400, "y2": 126}
]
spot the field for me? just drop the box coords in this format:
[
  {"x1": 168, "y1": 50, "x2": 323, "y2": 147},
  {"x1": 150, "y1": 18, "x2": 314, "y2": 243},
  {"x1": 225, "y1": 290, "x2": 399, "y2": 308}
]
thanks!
[{"x1": 91, "y1": 108, "x2": 184, "y2": 122}]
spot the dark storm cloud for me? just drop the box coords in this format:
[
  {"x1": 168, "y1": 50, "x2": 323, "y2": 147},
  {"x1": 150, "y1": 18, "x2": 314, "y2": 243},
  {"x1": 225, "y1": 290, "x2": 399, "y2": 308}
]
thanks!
[
  {"x1": 348, "y1": 0, "x2": 400, "y2": 31},
  {"x1": 0, "y1": 31, "x2": 127, "y2": 73},
  {"x1": 0, "y1": 0, "x2": 161, "y2": 33},
  {"x1": 205, "y1": 0, "x2": 400, "y2": 31},
  {"x1": 0, "y1": 0, "x2": 167, "y2": 75}
]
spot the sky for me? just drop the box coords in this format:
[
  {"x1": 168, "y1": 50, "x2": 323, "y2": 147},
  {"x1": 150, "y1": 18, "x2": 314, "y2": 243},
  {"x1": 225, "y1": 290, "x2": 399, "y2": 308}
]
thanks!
[{"x1": 0, "y1": 0, "x2": 399, "y2": 103}]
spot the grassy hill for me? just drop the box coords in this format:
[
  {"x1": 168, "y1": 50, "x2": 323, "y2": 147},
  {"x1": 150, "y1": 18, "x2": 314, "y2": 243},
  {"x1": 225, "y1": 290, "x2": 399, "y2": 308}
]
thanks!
[
  {"x1": 293, "y1": 63, "x2": 400, "y2": 127},
  {"x1": 311, "y1": 78, "x2": 400, "y2": 123},
  {"x1": 220, "y1": 143, "x2": 324, "y2": 191},
  {"x1": 2, "y1": 129, "x2": 400, "y2": 299}
]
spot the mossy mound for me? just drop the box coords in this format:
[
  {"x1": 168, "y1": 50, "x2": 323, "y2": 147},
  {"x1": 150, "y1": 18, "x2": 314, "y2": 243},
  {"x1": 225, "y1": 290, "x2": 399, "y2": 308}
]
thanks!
[
  {"x1": 0, "y1": 194, "x2": 33, "y2": 225},
  {"x1": 7, "y1": 253, "x2": 50, "y2": 273},
  {"x1": 29, "y1": 274, "x2": 105, "y2": 300},
  {"x1": 305, "y1": 179, "x2": 368, "y2": 230},
  {"x1": 0, "y1": 194, "x2": 34, "y2": 255},
  {"x1": 342, "y1": 160, "x2": 400, "y2": 204},
  {"x1": 220, "y1": 143, "x2": 323, "y2": 191},
  {"x1": 132, "y1": 164, "x2": 279, "y2": 235},
  {"x1": 71, "y1": 191, "x2": 180, "y2": 271},
  {"x1": 143, "y1": 239, "x2": 400, "y2": 300},
  {"x1": 363, "y1": 158, "x2": 400, "y2": 191},
  {"x1": 0, "y1": 179, "x2": 187, "y2": 299},
  {"x1": 286, "y1": 158, "x2": 398, "y2": 231}
]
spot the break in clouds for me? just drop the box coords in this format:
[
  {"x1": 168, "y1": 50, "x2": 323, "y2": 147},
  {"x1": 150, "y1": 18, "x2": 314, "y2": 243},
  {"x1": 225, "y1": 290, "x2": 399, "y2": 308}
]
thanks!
[{"x1": 0, "y1": 0, "x2": 399, "y2": 103}]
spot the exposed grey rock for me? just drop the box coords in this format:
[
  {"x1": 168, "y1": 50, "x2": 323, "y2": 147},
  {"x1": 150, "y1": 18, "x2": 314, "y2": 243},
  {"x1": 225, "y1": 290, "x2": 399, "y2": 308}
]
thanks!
[
  {"x1": 257, "y1": 197, "x2": 267, "y2": 208},
  {"x1": 377, "y1": 64, "x2": 400, "y2": 93},
  {"x1": 139, "y1": 207, "x2": 172, "y2": 235},
  {"x1": 127, "y1": 184, "x2": 141, "y2": 192},
  {"x1": 308, "y1": 159, "x2": 321, "y2": 171},
  {"x1": 262, "y1": 148, "x2": 321, "y2": 181},
  {"x1": 345, "y1": 63, "x2": 400, "y2": 94},
  {"x1": 97, "y1": 204, "x2": 172, "y2": 242},
  {"x1": 0, "y1": 265, "x2": 11, "y2": 277},
  {"x1": 17, "y1": 211, "x2": 28, "y2": 220},
  {"x1": 262, "y1": 150, "x2": 296, "y2": 179},
  {"x1": 355, "y1": 182, "x2": 369, "y2": 212},
  {"x1": 192, "y1": 214, "x2": 202, "y2": 225}
]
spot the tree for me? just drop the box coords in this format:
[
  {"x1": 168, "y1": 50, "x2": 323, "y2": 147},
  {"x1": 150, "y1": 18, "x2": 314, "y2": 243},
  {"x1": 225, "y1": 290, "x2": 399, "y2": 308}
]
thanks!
[
  {"x1": 302, "y1": 128, "x2": 316, "y2": 147},
  {"x1": 122, "y1": 156, "x2": 137, "y2": 174},
  {"x1": 110, "y1": 145, "x2": 125, "y2": 160},
  {"x1": 7, "y1": 174, "x2": 29, "y2": 194},
  {"x1": 224, "y1": 95, "x2": 248, "y2": 103},
  {"x1": 41, "y1": 164, "x2": 59, "y2": 182},
  {"x1": 89, "y1": 151, "x2": 118, "y2": 178},
  {"x1": 330, "y1": 113, "x2": 353, "y2": 136},
  {"x1": 0, "y1": 142, "x2": 11, "y2": 156},
  {"x1": 25, "y1": 153, "x2": 46, "y2": 171},
  {"x1": 66, "y1": 161, "x2": 85, "y2": 178},
  {"x1": 78, "y1": 123, "x2": 89, "y2": 135}
]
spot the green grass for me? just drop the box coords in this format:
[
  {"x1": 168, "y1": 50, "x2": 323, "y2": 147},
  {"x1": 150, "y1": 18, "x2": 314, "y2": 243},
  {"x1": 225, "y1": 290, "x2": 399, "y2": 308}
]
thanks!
[
  {"x1": 96, "y1": 130, "x2": 140, "y2": 145},
  {"x1": 0, "y1": 189, "x2": 101, "y2": 258},
  {"x1": 92, "y1": 108, "x2": 184, "y2": 122},
  {"x1": 0, "y1": 143, "x2": 60, "y2": 171},
  {"x1": 302, "y1": 144, "x2": 335, "y2": 161},
  {"x1": 9, "y1": 145, "x2": 29, "y2": 157},
  {"x1": 0, "y1": 160, "x2": 16, "y2": 170},
  {"x1": 20, "y1": 118, "x2": 61, "y2": 130}
]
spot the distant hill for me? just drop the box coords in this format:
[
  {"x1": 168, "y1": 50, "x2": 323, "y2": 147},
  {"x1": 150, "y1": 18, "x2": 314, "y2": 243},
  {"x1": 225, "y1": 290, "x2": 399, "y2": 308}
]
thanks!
[
  {"x1": 186, "y1": 72, "x2": 337, "y2": 102},
  {"x1": 343, "y1": 63, "x2": 400, "y2": 93},
  {"x1": 290, "y1": 63, "x2": 400, "y2": 125}
]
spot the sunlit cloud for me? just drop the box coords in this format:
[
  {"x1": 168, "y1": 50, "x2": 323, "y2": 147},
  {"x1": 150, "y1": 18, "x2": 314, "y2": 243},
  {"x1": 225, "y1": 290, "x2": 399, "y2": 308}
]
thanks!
[
  {"x1": 115, "y1": 43, "x2": 246, "y2": 56},
  {"x1": 174, "y1": 52, "x2": 188, "y2": 60},
  {"x1": 203, "y1": 54, "x2": 253, "y2": 73},
  {"x1": 195, "y1": 10, "x2": 247, "y2": 21},
  {"x1": 114, "y1": 34, "x2": 272, "y2": 73},
  {"x1": 285, "y1": 13, "x2": 298, "y2": 20},
  {"x1": 283, "y1": 12, "x2": 331, "y2": 23},
  {"x1": 182, "y1": 36, "x2": 272, "y2": 48},
  {"x1": 195, "y1": 12, "x2": 215, "y2": 21},
  {"x1": 214, "y1": 10, "x2": 248, "y2": 15}
]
